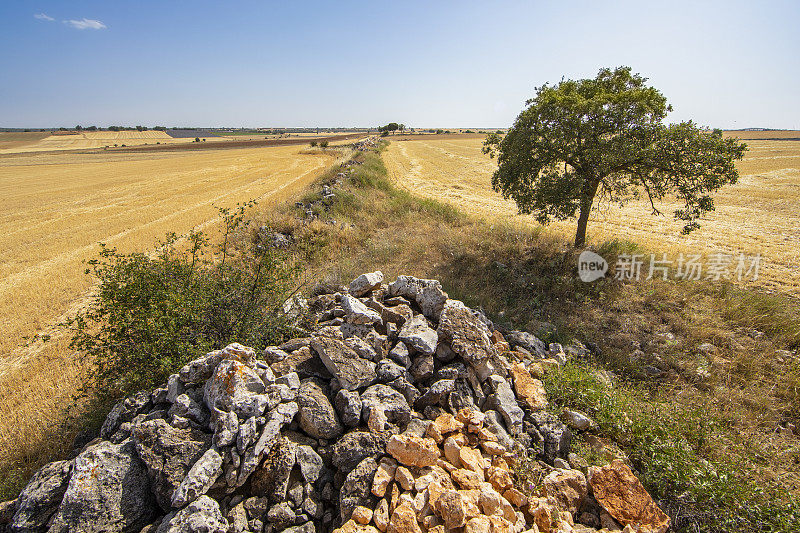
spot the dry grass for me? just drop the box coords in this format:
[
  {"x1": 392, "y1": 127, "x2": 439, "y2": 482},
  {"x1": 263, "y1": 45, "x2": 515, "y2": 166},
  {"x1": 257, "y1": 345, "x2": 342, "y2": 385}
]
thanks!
[
  {"x1": 383, "y1": 135, "x2": 800, "y2": 296},
  {"x1": 0, "y1": 145, "x2": 342, "y2": 495}
]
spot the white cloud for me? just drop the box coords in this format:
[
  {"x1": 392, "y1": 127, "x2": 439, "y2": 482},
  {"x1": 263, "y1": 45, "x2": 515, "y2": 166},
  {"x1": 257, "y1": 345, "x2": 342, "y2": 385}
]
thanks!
[
  {"x1": 34, "y1": 13, "x2": 55, "y2": 21},
  {"x1": 64, "y1": 18, "x2": 107, "y2": 30}
]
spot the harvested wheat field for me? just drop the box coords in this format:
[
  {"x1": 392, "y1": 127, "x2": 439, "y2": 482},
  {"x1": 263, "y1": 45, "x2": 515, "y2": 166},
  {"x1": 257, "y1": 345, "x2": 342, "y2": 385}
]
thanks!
[
  {"x1": 0, "y1": 130, "x2": 217, "y2": 153},
  {"x1": 384, "y1": 135, "x2": 800, "y2": 296},
  {"x1": 0, "y1": 144, "x2": 341, "y2": 480}
]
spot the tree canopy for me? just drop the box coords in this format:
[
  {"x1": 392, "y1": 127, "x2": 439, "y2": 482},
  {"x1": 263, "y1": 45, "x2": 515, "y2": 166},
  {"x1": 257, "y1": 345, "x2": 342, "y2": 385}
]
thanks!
[{"x1": 483, "y1": 66, "x2": 748, "y2": 246}]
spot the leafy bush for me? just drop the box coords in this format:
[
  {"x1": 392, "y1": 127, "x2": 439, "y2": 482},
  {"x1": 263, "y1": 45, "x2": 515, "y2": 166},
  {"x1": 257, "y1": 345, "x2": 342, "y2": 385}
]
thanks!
[
  {"x1": 68, "y1": 203, "x2": 300, "y2": 400},
  {"x1": 320, "y1": 140, "x2": 329, "y2": 148},
  {"x1": 310, "y1": 141, "x2": 318, "y2": 147}
]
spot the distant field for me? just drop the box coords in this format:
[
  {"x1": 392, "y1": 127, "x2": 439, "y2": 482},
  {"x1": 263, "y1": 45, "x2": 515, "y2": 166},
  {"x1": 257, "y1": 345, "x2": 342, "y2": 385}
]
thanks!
[
  {"x1": 0, "y1": 130, "x2": 219, "y2": 153},
  {"x1": 384, "y1": 133, "x2": 800, "y2": 296},
  {"x1": 0, "y1": 131, "x2": 367, "y2": 154}
]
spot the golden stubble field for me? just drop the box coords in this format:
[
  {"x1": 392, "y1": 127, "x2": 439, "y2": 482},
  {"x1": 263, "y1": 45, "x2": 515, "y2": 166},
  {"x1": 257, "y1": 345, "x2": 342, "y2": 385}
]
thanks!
[
  {"x1": 0, "y1": 144, "x2": 340, "y2": 477},
  {"x1": 0, "y1": 130, "x2": 210, "y2": 153},
  {"x1": 383, "y1": 134, "x2": 800, "y2": 296}
]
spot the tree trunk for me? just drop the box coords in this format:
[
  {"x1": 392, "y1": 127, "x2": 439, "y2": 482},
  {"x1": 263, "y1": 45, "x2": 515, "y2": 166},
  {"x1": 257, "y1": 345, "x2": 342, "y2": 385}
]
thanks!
[{"x1": 574, "y1": 177, "x2": 600, "y2": 247}]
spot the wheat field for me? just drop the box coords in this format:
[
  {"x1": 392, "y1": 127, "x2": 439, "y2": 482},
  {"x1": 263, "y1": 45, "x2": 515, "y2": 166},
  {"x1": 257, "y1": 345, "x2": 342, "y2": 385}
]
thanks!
[
  {"x1": 0, "y1": 130, "x2": 222, "y2": 153},
  {"x1": 383, "y1": 135, "x2": 800, "y2": 296}
]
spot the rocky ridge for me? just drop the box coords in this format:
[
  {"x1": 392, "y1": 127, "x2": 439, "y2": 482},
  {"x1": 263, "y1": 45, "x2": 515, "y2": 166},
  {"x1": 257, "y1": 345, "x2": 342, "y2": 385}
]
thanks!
[{"x1": 0, "y1": 272, "x2": 670, "y2": 533}]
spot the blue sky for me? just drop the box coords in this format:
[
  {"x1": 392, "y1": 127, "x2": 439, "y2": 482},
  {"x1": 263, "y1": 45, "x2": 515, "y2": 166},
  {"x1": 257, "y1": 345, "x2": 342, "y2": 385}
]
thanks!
[{"x1": 1, "y1": 1, "x2": 798, "y2": 129}]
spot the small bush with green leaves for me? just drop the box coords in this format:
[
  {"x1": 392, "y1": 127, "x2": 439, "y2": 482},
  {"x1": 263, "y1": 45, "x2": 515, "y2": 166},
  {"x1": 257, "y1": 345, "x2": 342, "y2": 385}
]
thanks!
[
  {"x1": 319, "y1": 140, "x2": 329, "y2": 148},
  {"x1": 68, "y1": 202, "x2": 300, "y2": 402}
]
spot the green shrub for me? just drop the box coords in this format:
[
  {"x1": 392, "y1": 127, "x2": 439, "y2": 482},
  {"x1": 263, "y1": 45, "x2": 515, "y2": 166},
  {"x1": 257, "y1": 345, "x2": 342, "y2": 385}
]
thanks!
[
  {"x1": 543, "y1": 362, "x2": 800, "y2": 531},
  {"x1": 68, "y1": 203, "x2": 300, "y2": 401},
  {"x1": 320, "y1": 140, "x2": 329, "y2": 148}
]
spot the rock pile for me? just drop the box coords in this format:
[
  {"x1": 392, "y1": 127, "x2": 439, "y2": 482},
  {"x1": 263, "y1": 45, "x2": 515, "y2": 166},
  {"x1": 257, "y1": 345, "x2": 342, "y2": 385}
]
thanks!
[{"x1": 0, "y1": 272, "x2": 669, "y2": 533}]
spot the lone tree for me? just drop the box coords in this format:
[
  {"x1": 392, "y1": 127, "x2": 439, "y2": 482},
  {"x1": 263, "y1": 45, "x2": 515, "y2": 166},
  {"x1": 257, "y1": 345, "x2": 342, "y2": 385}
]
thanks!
[{"x1": 483, "y1": 67, "x2": 747, "y2": 247}]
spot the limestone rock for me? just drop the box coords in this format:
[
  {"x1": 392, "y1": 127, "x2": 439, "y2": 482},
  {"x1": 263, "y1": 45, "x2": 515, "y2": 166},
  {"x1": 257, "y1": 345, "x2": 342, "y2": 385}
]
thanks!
[
  {"x1": 437, "y1": 302, "x2": 493, "y2": 364},
  {"x1": 505, "y1": 331, "x2": 547, "y2": 358},
  {"x1": 361, "y1": 384, "x2": 412, "y2": 430},
  {"x1": 296, "y1": 445, "x2": 324, "y2": 484},
  {"x1": 332, "y1": 431, "x2": 388, "y2": 472},
  {"x1": 156, "y1": 495, "x2": 227, "y2": 533},
  {"x1": 528, "y1": 411, "x2": 572, "y2": 465},
  {"x1": 397, "y1": 315, "x2": 438, "y2": 356},
  {"x1": 349, "y1": 271, "x2": 384, "y2": 297},
  {"x1": 9, "y1": 460, "x2": 72, "y2": 532},
  {"x1": 340, "y1": 457, "x2": 378, "y2": 523},
  {"x1": 388, "y1": 276, "x2": 448, "y2": 320},
  {"x1": 133, "y1": 419, "x2": 212, "y2": 511},
  {"x1": 588, "y1": 460, "x2": 670, "y2": 533},
  {"x1": 335, "y1": 389, "x2": 363, "y2": 427},
  {"x1": 48, "y1": 440, "x2": 155, "y2": 533},
  {"x1": 486, "y1": 376, "x2": 524, "y2": 432},
  {"x1": 203, "y1": 359, "x2": 266, "y2": 417},
  {"x1": 297, "y1": 379, "x2": 343, "y2": 439},
  {"x1": 251, "y1": 437, "x2": 296, "y2": 502},
  {"x1": 178, "y1": 350, "x2": 224, "y2": 385},
  {"x1": 312, "y1": 337, "x2": 377, "y2": 390},
  {"x1": 171, "y1": 447, "x2": 223, "y2": 508},
  {"x1": 342, "y1": 294, "x2": 383, "y2": 325},
  {"x1": 563, "y1": 409, "x2": 595, "y2": 431}
]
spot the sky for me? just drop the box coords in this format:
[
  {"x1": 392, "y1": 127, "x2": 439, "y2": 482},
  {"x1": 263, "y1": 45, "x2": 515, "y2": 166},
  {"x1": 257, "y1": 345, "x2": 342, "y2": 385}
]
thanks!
[{"x1": 1, "y1": 1, "x2": 798, "y2": 129}]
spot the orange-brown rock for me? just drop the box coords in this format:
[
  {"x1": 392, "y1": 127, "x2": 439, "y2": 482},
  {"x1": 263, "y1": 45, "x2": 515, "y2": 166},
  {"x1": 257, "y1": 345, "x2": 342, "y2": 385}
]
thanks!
[
  {"x1": 389, "y1": 483, "x2": 400, "y2": 514},
  {"x1": 388, "y1": 503, "x2": 422, "y2": 533},
  {"x1": 542, "y1": 469, "x2": 587, "y2": 514},
  {"x1": 588, "y1": 460, "x2": 670, "y2": 533},
  {"x1": 451, "y1": 468, "x2": 484, "y2": 489},
  {"x1": 503, "y1": 487, "x2": 527, "y2": 507},
  {"x1": 443, "y1": 436, "x2": 462, "y2": 467},
  {"x1": 334, "y1": 519, "x2": 381, "y2": 533},
  {"x1": 490, "y1": 330, "x2": 506, "y2": 344},
  {"x1": 487, "y1": 515, "x2": 513, "y2": 533},
  {"x1": 395, "y1": 466, "x2": 414, "y2": 491},
  {"x1": 530, "y1": 502, "x2": 553, "y2": 533},
  {"x1": 459, "y1": 446, "x2": 487, "y2": 474},
  {"x1": 436, "y1": 458, "x2": 457, "y2": 473},
  {"x1": 509, "y1": 363, "x2": 548, "y2": 411},
  {"x1": 387, "y1": 434, "x2": 440, "y2": 468},
  {"x1": 374, "y1": 499, "x2": 390, "y2": 532},
  {"x1": 352, "y1": 506, "x2": 373, "y2": 525},
  {"x1": 425, "y1": 422, "x2": 444, "y2": 444},
  {"x1": 480, "y1": 440, "x2": 506, "y2": 455},
  {"x1": 464, "y1": 515, "x2": 491, "y2": 533},
  {"x1": 372, "y1": 457, "x2": 398, "y2": 497},
  {"x1": 433, "y1": 490, "x2": 467, "y2": 529},
  {"x1": 486, "y1": 466, "x2": 513, "y2": 491},
  {"x1": 434, "y1": 412, "x2": 465, "y2": 434},
  {"x1": 456, "y1": 408, "x2": 486, "y2": 427}
]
